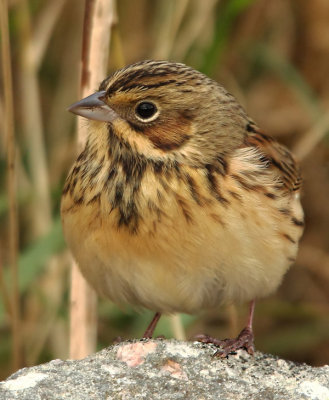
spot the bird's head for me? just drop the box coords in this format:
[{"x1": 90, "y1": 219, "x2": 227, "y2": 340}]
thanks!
[{"x1": 68, "y1": 60, "x2": 249, "y2": 166}]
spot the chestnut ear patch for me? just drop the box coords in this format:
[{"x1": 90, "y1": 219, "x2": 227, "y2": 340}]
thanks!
[{"x1": 142, "y1": 115, "x2": 193, "y2": 151}]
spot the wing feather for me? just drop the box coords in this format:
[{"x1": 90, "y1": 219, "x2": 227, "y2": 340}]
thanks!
[{"x1": 245, "y1": 122, "x2": 302, "y2": 193}]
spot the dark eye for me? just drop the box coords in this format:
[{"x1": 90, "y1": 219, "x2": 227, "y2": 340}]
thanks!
[{"x1": 135, "y1": 101, "x2": 158, "y2": 121}]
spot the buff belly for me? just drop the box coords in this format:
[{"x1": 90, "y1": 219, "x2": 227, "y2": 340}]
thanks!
[{"x1": 61, "y1": 178, "x2": 303, "y2": 314}]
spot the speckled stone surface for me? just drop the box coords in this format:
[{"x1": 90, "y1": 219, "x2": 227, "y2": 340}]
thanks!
[{"x1": 1, "y1": 340, "x2": 329, "y2": 400}]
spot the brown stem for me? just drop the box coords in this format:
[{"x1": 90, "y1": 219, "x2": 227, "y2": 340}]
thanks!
[{"x1": 69, "y1": 0, "x2": 115, "y2": 360}]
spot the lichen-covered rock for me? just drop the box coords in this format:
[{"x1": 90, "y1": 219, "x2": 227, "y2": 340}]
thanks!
[{"x1": 1, "y1": 340, "x2": 329, "y2": 400}]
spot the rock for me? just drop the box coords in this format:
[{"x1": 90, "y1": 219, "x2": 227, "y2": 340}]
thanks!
[{"x1": 1, "y1": 340, "x2": 329, "y2": 400}]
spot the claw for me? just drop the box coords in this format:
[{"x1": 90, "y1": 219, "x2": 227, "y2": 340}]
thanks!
[{"x1": 195, "y1": 327, "x2": 255, "y2": 358}]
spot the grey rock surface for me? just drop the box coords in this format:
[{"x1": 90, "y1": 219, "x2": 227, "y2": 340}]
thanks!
[{"x1": 1, "y1": 340, "x2": 329, "y2": 400}]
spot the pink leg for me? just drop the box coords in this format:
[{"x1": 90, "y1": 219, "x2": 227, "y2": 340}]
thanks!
[
  {"x1": 246, "y1": 299, "x2": 255, "y2": 330},
  {"x1": 142, "y1": 312, "x2": 162, "y2": 339},
  {"x1": 196, "y1": 300, "x2": 256, "y2": 358}
]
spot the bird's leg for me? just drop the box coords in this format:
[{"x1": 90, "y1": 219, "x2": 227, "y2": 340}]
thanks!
[
  {"x1": 196, "y1": 300, "x2": 256, "y2": 358},
  {"x1": 142, "y1": 312, "x2": 162, "y2": 339}
]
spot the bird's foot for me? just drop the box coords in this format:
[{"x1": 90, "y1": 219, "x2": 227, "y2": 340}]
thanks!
[{"x1": 195, "y1": 327, "x2": 255, "y2": 358}]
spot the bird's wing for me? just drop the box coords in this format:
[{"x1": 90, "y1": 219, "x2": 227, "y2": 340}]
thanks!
[{"x1": 245, "y1": 122, "x2": 302, "y2": 193}]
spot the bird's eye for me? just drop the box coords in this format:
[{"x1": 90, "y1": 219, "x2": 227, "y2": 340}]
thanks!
[{"x1": 135, "y1": 101, "x2": 158, "y2": 122}]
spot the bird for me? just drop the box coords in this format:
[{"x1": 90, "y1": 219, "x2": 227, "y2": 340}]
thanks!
[{"x1": 61, "y1": 60, "x2": 304, "y2": 357}]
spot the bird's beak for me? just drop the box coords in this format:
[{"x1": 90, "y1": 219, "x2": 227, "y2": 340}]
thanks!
[{"x1": 67, "y1": 90, "x2": 118, "y2": 122}]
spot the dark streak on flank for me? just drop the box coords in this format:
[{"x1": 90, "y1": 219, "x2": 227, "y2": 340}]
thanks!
[
  {"x1": 89, "y1": 165, "x2": 102, "y2": 180},
  {"x1": 210, "y1": 213, "x2": 225, "y2": 226},
  {"x1": 282, "y1": 233, "x2": 296, "y2": 244},
  {"x1": 73, "y1": 196, "x2": 84, "y2": 205},
  {"x1": 291, "y1": 217, "x2": 304, "y2": 227},
  {"x1": 231, "y1": 174, "x2": 262, "y2": 192},
  {"x1": 70, "y1": 177, "x2": 78, "y2": 195},
  {"x1": 62, "y1": 177, "x2": 71, "y2": 195},
  {"x1": 77, "y1": 147, "x2": 88, "y2": 162},
  {"x1": 86, "y1": 193, "x2": 101, "y2": 206},
  {"x1": 265, "y1": 192, "x2": 277, "y2": 199},
  {"x1": 278, "y1": 208, "x2": 291, "y2": 216}
]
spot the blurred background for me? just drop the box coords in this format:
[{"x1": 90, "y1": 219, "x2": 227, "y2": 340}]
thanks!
[{"x1": 1, "y1": 0, "x2": 329, "y2": 378}]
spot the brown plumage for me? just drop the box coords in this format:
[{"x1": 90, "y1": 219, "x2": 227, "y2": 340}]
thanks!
[{"x1": 61, "y1": 60, "x2": 304, "y2": 356}]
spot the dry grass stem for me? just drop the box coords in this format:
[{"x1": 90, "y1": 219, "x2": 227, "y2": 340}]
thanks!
[
  {"x1": 172, "y1": 0, "x2": 218, "y2": 59},
  {"x1": 29, "y1": 0, "x2": 66, "y2": 70},
  {"x1": 169, "y1": 314, "x2": 186, "y2": 341},
  {"x1": 151, "y1": 0, "x2": 190, "y2": 60},
  {"x1": 70, "y1": 0, "x2": 115, "y2": 360},
  {"x1": 293, "y1": 112, "x2": 329, "y2": 161},
  {"x1": 17, "y1": 0, "x2": 52, "y2": 237}
]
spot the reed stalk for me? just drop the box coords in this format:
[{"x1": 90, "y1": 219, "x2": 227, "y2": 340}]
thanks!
[{"x1": 69, "y1": 0, "x2": 115, "y2": 359}]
